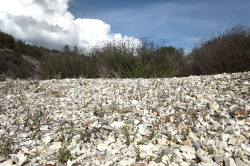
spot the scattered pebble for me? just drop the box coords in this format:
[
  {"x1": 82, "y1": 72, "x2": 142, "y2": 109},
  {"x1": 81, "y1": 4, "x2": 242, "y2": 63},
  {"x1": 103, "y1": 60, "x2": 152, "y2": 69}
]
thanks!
[{"x1": 0, "y1": 72, "x2": 250, "y2": 166}]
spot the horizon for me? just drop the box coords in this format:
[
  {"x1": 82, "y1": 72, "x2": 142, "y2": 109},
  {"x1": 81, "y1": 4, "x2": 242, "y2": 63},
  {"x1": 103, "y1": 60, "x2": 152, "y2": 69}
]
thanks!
[{"x1": 0, "y1": 0, "x2": 249, "y2": 55}]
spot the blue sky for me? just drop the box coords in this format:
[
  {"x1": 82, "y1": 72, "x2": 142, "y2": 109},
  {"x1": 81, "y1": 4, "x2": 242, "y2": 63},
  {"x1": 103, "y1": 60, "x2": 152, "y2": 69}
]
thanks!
[{"x1": 0, "y1": 0, "x2": 249, "y2": 54}]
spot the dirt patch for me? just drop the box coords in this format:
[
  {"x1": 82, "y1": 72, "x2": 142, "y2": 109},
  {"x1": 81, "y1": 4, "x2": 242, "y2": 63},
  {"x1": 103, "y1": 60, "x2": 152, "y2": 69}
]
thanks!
[
  {"x1": 0, "y1": 53, "x2": 42, "y2": 82},
  {"x1": 21, "y1": 54, "x2": 41, "y2": 73}
]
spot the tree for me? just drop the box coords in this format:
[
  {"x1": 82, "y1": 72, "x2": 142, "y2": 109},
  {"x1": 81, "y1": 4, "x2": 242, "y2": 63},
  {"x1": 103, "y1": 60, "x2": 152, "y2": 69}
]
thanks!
[
  {"x1": 0, "y1": 30, "x2": 15, "y2": 49},
  {"x1": 63, "y1": 44, "x2": 70, "y2": 53},
  {"x1": 73, "y1": 46, "x2": 77, "y2": 54},
  {"x1": 51, "y1": 49, "x2": 61, "y2": 54}
]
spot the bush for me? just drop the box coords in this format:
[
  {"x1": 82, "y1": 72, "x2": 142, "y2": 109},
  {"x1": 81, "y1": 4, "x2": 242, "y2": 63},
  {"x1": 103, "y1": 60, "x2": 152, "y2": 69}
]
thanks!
[
  {"x1": 180, "y1": 23, "x2": 250, "y2": 76},
  {"x1": 58, "y1": 148, "x2": 73, "y2": 163}
]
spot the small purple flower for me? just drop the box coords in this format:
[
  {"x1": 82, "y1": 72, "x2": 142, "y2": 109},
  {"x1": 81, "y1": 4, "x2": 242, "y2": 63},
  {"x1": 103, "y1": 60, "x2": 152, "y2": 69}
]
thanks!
[{"x1": 9, "y1": 104, "x2": 14, "y2": 111}]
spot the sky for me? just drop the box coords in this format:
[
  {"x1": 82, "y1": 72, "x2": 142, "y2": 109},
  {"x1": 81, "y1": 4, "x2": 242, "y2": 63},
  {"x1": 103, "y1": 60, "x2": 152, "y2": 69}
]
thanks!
[{"x1": 0, "y1": 0, "x2": 249, "y2": 54}]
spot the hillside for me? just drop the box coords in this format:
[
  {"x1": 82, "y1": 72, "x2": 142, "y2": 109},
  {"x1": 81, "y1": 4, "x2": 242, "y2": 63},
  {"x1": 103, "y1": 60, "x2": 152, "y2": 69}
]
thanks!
[{"x1": 0, "y1": 46, "x2": 42, "y2": 81}]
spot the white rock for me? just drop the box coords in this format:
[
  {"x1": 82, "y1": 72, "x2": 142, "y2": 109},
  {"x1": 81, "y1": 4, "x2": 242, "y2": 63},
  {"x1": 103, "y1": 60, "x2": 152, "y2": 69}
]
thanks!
[
  {"x1": 16, "y1": 153, "x2": 29, "y2": 166},
  {"x1": 140, "y1": 151, "x2": 148, "y2": 158},
  {"x1": 225, "y1": 157, "x2": 236, "y2": 166},
  {"x1": 134, "y1": 119, "x2": 140, "y2": 125},
  {"x1": 221, "y1": 134, "x2": 230, "y2": 142},
  {"x1": 89, "y1": 121, "x2": 99, "y2": 128},
  {"x1": 174, "y1": 151, "x2": 183, "y2": 162},
  {"x1": 179, "y1": 162, "x2": 190, "y2": 166},
  {"x1": 138, "y1": 124, "x2": 146, "y2": 135},
  {"x1": 97, "y1": 143, "x2": 108, "y2": 152},
  {"x1": 187, "y1": 147, "x2": 196, "y2": 159},
  {"x1": 67, "y1": 159, "x2": 78, "y2": 166},
  {"x1": 108, "y1": 137, "x2": 116, "y2": 143},
  {"x1": 20, "y1": 132, "x2": 29, "y2": 138},
  {"x1": 42, "y1": 135, "x2": 53, "y2": 144},
  {"x1": 188, "y1": 131, "x2": 199, "y2": 142},
  {"x1": 236, "y1": 120, "x2": 245, "y2": 125},
  {"x1": 117, "y1": 159, "x2": 134, "y2": 166},
  {"x1": 241, "y1": 143, "x2": 250, "y2": 153},
  {"x1": 20, "y1": 140, "x2": 33, "y2": 147},
  {"x1": 139, "y1": 145, "x2": 152, "y2": 152},
  {"x1": 149, "y1": 142, "x2": 159, "y2": 152},
  {"x1": 1, "y1": 159, "x2": 13, "y2": 166},
  {"x1": 110, "y1": 121, "x2": 125, "y2": 129},
  {"x1": 148, "y1": 90, "x2": 153, "y2": 98},
  {"x1": 148, "y1": 161, "x2": 158, "y2": 166},
  {"x1": 180, "y1": 146, "x2": 189, "y2": 152},
  {"x1": 111, "y1": 148, "x2": 119, "y2": 155},
  {"x1": 130, "y1": 100, "x2": 138, "y2": 105},
  {"x1": 211, "y1": 120, "x2": 219, "y2": 130},
  {"x1": 142, "y1": 94, "x2": 148, "y2": 100},
  {"x1": 196, "y1": 94, "x2": 203, "y2": 100},
  {"x1": 217, "y1": 141, "x2": 228, "y2": 149},
  {"x1": 207, "y1": 102, "x2": 219, "y2": 111},
  {"x1": 143, "y1": 109, "x2": 149, "y2": 115},
  {"x1": 161, "y1": 155, "x2": 170, "y2": 164},
  {"x1": 9, "y1": 130, "x2": 15, "y2": 136},
  {"x1": 6, "y1": 94, "x2": 12, "y2": 99},
  {"x1": 49, "y1": 142, "x2": 62, "y2": 150},
  {"x1": 195, "y1": 148, "x2": 210, "y2": 163},
  {"x1": 245, "y1": 104, "x2": 250, "y2": 111},
  {"x1": 206, "y1": 140, "x2": 215, "y2": 146},
  {"x1": 40, "y1": 125, "x2": 49, "y2": 131},
  {"x1": 158, "y1": 138, "x2": 167, "y2": 145},
  {"x1": 21, "y1": 147, "x2": 29, "y2": 153}
]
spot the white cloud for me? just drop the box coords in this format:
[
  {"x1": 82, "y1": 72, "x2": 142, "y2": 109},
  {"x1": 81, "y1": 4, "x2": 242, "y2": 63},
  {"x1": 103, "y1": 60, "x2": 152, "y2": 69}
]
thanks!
[{"x1": 0, "y1": 0, "x2": 141, "y2": 52}]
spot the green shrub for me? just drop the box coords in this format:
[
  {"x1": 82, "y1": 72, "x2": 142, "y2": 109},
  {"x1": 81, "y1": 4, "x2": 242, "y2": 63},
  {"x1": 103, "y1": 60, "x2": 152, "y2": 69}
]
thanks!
[{"x1": 58, "y1": 148, "x2": 73, "y2": 163}]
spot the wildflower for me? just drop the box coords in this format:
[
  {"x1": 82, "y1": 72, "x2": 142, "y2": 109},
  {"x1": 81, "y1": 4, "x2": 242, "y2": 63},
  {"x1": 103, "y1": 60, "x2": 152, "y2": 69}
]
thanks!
[{"x1": 9, "y1": 104, "x2": 14, "y2": 112}]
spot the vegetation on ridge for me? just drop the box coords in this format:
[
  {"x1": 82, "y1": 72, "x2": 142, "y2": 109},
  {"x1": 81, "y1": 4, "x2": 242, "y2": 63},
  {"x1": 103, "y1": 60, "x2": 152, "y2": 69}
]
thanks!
[{"x1": 0, "y1": 23, "x2": 250, "y2": 81}]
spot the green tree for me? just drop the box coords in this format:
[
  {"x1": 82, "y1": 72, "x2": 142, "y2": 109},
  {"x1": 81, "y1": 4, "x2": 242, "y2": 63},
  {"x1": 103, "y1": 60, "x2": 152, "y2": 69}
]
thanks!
[
  {"x1": 73, "y1": 46, "x2": 77, "y2": 54},
  {"x1": 63, "y1": 44, "x2": 70, "y2": 53},
  {"x1": 0, "y1": 30, "x2": 15, "y2": 49}
]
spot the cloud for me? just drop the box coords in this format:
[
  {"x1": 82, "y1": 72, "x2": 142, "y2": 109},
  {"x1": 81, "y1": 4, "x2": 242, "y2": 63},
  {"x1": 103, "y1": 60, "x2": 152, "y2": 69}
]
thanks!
[{"x1": 0, "y1": 0, "x2": 141, "y2": 52}]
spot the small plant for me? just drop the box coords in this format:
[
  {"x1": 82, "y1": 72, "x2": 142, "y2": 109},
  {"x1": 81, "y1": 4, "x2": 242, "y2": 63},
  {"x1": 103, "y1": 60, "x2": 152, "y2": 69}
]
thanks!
[
  {"x1": 58, "y1": 147, "x2": 73, "y2": 163},
  {"x1": 236, "y1": 151, "x2": 242, "y2": 157},
  {"x1": 147, "y1": 155, "x2": 154, "y2": 163},
  {"x1": 81, "y1": 131, "x2": 91, "y2": 143},
  {"x1": 174, "y1": 113, "x2": 183, "y2": 128},
  {"x1": 167, "y1": 133, "x2": 172, "y2": 141},
  {"x1": 218, "y1": 126, "x2": 223, "y2": 132},
  {"x1": 181, "y1": 128, "x2": 189, "y2": 141},
  {"x1": 137, "y1": 139, "x2": 148, "y2": 145},
  {"x1": 135, "y1": 147, "x2": 141, "y2": 161},
  {"x1": 122, "y1": 126, "x2": 131, "y2": 145},
  {"x1": 0, "y1": 138, "x2": 15, "y2": 157},
  {"x1": 149, "y1": 128, "x2": 156, "y2": 140},
  {"x1": 207, "y1": 147, "x2": 214, "y2": 155},
  {"x1": 169, "y1": 154, "x2": 174, "y2": 163},
  {"x1": 165, "y1": 115, "x2": 171, "y2": 122},
  {"x1": 160, "y1": 150, "x2": 165, "y2": 157},
  {"x1": 58, "y1": 134, "x2": 65, "y2": 142},
  {"x1": 153, "y1": 139, "x2": 158, "y2": 145},
  {"x1": 31, "y1": 131, "x2": 39, "y2": 139},
  {"x1": 205, "y1": 144, "x2": 214, "y2": 155},
  {"x1": 55, "y1": 72, "x2": 62, "y2": 82},
  {"x1": 113, "y1": 127, "x2": 118, "y2": 141},
  {"x1": 166, "y1": 154, "x2": 174, "y2": 166}
]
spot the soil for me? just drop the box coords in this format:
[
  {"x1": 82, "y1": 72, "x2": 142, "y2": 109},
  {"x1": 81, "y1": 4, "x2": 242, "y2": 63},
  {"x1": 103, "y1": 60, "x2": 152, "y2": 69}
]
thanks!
[{"x1": 1, "y1": 53, "x2": 42, "y2": 82}]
